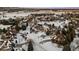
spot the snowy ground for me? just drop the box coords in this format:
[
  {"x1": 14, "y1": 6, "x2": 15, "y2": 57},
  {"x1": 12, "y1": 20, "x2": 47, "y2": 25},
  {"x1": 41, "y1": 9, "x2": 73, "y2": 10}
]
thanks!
[
  {"x1": 0, "y1": 24, "x2": 11, "y2": 29},
  {"x1": 14, "y1": 25, "x2": 63, "y2": 51},
  {"x1": 0, "y1": 11, "x2": 79, "y2": 51},
  {"x1": 0, "y1": 11, "x2": 31, "y2": 20}
]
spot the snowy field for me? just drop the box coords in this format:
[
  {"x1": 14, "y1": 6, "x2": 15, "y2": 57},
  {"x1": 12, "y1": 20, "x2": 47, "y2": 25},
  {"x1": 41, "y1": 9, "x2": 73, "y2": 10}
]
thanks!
[{"x1": 0, "y1": 10, "x2": 79, "y2": 51}]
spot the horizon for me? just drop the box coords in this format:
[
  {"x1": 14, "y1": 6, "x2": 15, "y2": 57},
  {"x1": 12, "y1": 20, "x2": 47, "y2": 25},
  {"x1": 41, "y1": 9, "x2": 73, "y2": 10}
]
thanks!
[{"x1": 1, "y1": 7, "x2": 79, "y2": 10}]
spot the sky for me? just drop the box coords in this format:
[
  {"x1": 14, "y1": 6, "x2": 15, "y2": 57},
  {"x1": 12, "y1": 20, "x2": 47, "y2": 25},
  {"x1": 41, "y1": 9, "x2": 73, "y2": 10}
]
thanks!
[{"x1": 0, "y1": 0, "x2": 79, "y2": 7}]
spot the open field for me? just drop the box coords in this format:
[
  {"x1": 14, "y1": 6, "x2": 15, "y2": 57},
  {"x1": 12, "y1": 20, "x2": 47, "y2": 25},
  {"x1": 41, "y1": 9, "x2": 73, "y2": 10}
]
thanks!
[{"x1": 0, "y1": 7, "x2": 79, "y2": 51}]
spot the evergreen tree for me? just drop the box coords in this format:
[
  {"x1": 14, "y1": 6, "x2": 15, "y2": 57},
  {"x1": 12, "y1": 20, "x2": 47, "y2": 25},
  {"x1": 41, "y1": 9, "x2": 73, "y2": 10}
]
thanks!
[
  {"x1": 2, "y1": 28, "x2": 7, "y2": 33},
  {"x1": 0, "y1": 29, "x2": 2, "y2": 34},
  {"x1": 63, "y1": 44, "x2": 71, "y2": 51},
  {"x1": 27, "y1": 40, "x2": 34, "y2": 51},
  {"x1": 22, "y1": 25, "x2": 26, "y2": 30}
]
